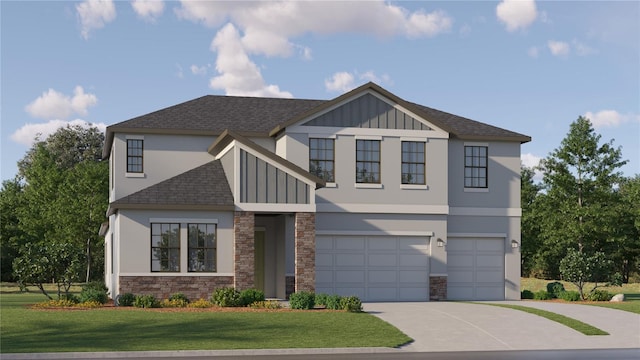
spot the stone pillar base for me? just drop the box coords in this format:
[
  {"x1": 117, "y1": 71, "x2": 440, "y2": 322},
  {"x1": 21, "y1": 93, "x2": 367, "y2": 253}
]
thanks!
[
  {"x1": 429, "y1": 276, "x2": 447, "y2": 301},
  {"x1": 119, "y1": 276, "x2": 233, "y2": 301}
]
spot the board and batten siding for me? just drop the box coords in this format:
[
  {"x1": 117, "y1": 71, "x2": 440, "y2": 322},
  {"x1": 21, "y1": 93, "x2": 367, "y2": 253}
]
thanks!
[
  {"x1": 303, "y1": 93, "x2": 431, "y2": 131},
  {"x1": 239, "y1": 149, "x2": 309, "y2": 204}
]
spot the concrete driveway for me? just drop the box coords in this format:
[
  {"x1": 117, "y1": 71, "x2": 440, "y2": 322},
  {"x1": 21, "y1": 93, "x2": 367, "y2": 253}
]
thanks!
[{"x1": 364, "y1": 301, "x2": 640, "y2": 352}]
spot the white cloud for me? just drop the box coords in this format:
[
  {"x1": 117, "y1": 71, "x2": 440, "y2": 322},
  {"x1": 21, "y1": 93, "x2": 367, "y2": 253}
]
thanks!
[
  {"x1": 177, "y1": 1, "x2": 452, "y2": 96},
  {"x1": 76, "y1": 0, "x2": 116, "y2": 39},
  {"x1": 325, "y1": 71, "x2": 392, "y2": 92},
  {"x1": 528, "y1": 46, "x2": 539, "y2": 58},
  {"x1": 190, "y1": 64, "x2": 208, "y2": 76},
  {"x1": 175, "y1": 64, "x2": 184, "y2": 79},
  {"x1": 325, "y1": 72, "x2": 356, "y2": 93},
  {"x1": 573, "y1": 40, "x2": 596, "y2": 56},
  {"x1": 496, "y1": 0, "x2": 537, "y2": 32},
  {"x1": 584, "y1": 110, "x2": 640, "y2": 128},
  {"x1": 548, "y1": 40, "x2": 570, "y2": 57},
  {"x1": 209, "y1": 23, "x2": 292, "y2": 98},
  {"x1": 11, "y1": 119, "x2": 107, "y2": 147},
  {"x1": 25, "y1": 86, "x2": 98, "y2": 120},
  {"x1": 521, "y1": 152, "x2": 543, "y2": 181},
  {"x1": 131, "y1": 0, "x2": 164, "y2": 22}
]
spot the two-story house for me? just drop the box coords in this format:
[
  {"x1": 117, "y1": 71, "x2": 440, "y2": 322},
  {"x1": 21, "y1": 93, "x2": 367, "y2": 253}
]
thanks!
[{"x1": 101, "y1": 82, "x2": 530, "y2": 302}]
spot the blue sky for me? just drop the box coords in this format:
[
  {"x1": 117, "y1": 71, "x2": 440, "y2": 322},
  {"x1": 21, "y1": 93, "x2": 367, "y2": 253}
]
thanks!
[{"x1": 2, "y1": 1, "x2": 639, "y2": 182}]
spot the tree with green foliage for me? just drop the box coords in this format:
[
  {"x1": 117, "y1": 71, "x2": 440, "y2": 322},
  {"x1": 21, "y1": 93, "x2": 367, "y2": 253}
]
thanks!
[
  {"x1": 609, "y1": 175, "x2": 640, "y2": 282},
  {"x1": 534, "y1": 116, "x2": 628, "y2": 278},
  {"x1": 0, "y1": 179, "x2": 26, "y2": 281},
  {"x1": 559, "y1": 248, "x2": 616, "y2": 300},
  {"x1": 13, "y1": 241, "x2": 84, "y2": 299},
  {"x1": 2, "y1": 124, "x2": 108, "y2": 283},
  {"x1": 520, "y1": 166, "x2": 542, "y2": 277}
]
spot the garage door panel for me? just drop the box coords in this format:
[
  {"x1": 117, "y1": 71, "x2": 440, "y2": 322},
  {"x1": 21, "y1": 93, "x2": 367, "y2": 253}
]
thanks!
[
  {"x1": 316, "y1": 235, "x2": 429, "y2": 301},
  {"x1": 368, "y1": 237, "x2": 397, "y2": 250},
  {"x1": 368, "y1": 254, "x2": 397, "y2": 266},
  {"x1": 447, "y1": 238, "x2": 505, "y2": 301},
  {"x1": 399, "y1": 254, "x2": 428, "y2": 267},
  {"x1": 400, "y1": 270, "x2": 428, "y2": 283},
  {"x1": 369, "y1": 270, "x2": 397, "y2": 283},
  {"x1": 336, "y1": 254, "x2": 364, "y2": 266},
  {"x1": 335, "y1": 237, "x2": 365, "y2": 250}
]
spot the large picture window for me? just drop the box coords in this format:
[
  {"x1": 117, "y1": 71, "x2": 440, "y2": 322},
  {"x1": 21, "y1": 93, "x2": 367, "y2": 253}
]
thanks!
[
  {"x1": 401, "y1": 141, "x2": 426, "y2": 185},
  {"x1": 309, "y1": 138, "x2": 335, "y2": 182},
  {"x1": 151, "y1": 223, "x2": 180, "y2": 272},
  {"x1": 127, "y1": 139, "x2": 144, "y2": 173},
  {"x1": 356, "y1": 140, "x2": 381, "y2": 183},
  {"x1": 188, "y1": 223, "x2": 217, "y2": 272},
  {"x1": 464, "y1": 146, "x2": 488, "y2": 188}
]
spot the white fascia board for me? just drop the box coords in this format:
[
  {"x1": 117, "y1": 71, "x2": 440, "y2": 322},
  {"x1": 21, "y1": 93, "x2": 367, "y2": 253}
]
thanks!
[
  {"x1": 449, "y1": 207, "x2": 522, "y2": 217},
  {"x1": 149, "y1": 218, "x2": 219, "y2": 224},
  {"x1": 316, "y1": 203, "x2": 449, "y2": 214},
  {"x1": 235, "y1": 203, "x2": 316, "y2": 213},
  {"x1": 448, "y1": 233, "x2": 507, "y2": 238},
  {"x1": 120, "y1": 272, "x2": 235, "y2": 277}
]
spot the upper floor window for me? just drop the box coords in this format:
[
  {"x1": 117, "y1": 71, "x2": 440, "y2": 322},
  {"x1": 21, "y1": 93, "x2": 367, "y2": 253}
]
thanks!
[
  {"x1": 188, "y1": 223, "x2": 217, "y2": 272},
  {"x1": 309, "y1": 138, "x2": 335, "y2": 182},
  {"x1": 464, "y1": 146, "x2": 488, "y2": 188},
  {"x1": 127, "y1": 139, "x2": 144, "y2": 173},
  {"x1": 356, "y1": 139, "x2": 381, "y2": 183},
  {"x1": 401, "y1": 141, "x2": 425, "y2": 185},
  {"x1": 151, "y1": 223, "x2": 180, "y2": 272}
]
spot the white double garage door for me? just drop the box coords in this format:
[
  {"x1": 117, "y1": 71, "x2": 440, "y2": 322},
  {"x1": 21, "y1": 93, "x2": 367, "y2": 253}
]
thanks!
[{"x1": 316, "y1": 235, "x2": 505, "y2": 301}]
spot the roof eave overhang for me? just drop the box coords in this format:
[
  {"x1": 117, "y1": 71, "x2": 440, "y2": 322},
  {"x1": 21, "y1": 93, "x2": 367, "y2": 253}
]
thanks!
[
  {"x1": 107, "y1": 203, "x2": 236, "y2": 217},
  {"x1": 453, "y1": 134, "x2": 532, "y2": 144}
]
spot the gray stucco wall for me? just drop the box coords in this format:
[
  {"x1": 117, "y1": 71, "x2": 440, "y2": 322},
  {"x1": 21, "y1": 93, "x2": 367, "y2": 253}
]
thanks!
[{"x1": 116, "y1": 209, "x2": 234, "y2": 275}]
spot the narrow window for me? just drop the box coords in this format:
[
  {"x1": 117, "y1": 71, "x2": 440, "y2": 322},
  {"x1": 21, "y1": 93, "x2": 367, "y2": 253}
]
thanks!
[
  {"x1": 188, "y1": 224, "x2": 217, "y2": 272},
  {"x1": 464, "y1": 146, "x2": 488, "y2": 188},
  {"x1": 309, "y1": 138, "x2": 335, "y2": 182},
  {"x1": 401, "y1": 141, "x2": 426, "y2": 184},
  {"x1": 127, "y1": 139, "x2": 143, "y2": 173},
  {"x1": 151, "y1": 223, "x2": 180, "y2": 272},
  {"x1": 356, "y1": 139, "x2": 381, "y2": 183}
]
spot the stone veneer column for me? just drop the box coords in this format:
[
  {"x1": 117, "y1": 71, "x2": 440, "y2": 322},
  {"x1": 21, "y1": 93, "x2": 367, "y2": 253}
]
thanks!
[
  {"x1": 295, "y1": 212, "x2": 315, "y2": 293},
  {"x1": 234, "y1": 211, "x2": 255, "y2": 291},
  {"x1": 429, "y1": 276, "x2": 447, "y2": 300}
]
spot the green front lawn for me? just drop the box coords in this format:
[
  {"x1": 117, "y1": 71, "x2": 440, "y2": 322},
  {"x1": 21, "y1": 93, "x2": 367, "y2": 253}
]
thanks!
[
  {"x1": 0, "y1": 292, "x2": 411, "y2": 353},
  {"x1": 584, "y1": 300, "x2": 640, "y2": 314}
]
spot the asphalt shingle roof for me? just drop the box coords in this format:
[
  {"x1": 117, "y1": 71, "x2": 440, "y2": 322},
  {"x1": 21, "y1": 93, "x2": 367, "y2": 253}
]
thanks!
[{"x1": 108, "y1": 160, "x2": 234, "y2": 214}]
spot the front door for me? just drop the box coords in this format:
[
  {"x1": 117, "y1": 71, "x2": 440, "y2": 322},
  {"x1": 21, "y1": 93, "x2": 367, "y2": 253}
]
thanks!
[{"x1": 254, "y1": 230, "x2": 265, "y2": 292}]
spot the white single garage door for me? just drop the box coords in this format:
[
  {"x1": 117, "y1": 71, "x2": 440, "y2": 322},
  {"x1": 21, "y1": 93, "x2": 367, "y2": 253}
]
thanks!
[
  {"x1": 316, "y1": 235, "x2": 429, "y2": 301},
  {"x1": 447, "y1": 238, "x2": 505, "y2": 300}
]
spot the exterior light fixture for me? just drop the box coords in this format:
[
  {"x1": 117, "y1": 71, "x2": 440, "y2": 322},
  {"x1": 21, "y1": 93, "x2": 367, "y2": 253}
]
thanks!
[
  {"x1": 511, "y1": 240, "x2": 519, "y2": 248},
  {"x1": 437, "y1": 238, "x2": 445, "y2": 247}
]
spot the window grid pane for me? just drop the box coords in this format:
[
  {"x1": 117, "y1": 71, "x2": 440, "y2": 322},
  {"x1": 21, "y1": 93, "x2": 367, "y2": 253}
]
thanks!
[
  {"x1": 401, "y1": 141, "x2": 426, "y2": 184},
  {"x1": 356, "y1": 140, "x2": 381, "y2": 183},
  {"x1": 309, "y1": 138, "x2": 335, "y2": 182},
  {"x1": 464, "y1": 146, "x2": 488, "y2": 188},
  {"x1": 188, "y1": 223, "x2": 217, "y2": 272},
  {"x1": 151, "y1": 223, "x2": 180, "y2": 272},
  {"x1": 127, "y1": 139, "x2": 144, "y2": 173}
]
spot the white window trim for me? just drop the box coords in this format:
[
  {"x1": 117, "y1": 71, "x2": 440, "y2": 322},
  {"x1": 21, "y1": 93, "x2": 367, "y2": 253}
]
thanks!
[
  {"x1": 463, "y1": 143, "x2": 489, "y2": 190},
  {"x1": 324, "y1": 182, "x2": 337, "y2": 188},
  {"x1": 400, "y1": 139, "x2": 427, "y2": 188},
  {"x1": 125, "y1": 172, "x2": 146, "y2": 178},
  {"x1": 125, "y1": 135, "x2": 145, "y2": 176},
  {"x1": 400, "y1": 184, "x2": 428, "y2": 190},
  {"x1": 355, "y1": 183, "x2": 383, "y2": 189},
  {"x1": 464, "y1": 187, "x2": 489, "y2": 193}
]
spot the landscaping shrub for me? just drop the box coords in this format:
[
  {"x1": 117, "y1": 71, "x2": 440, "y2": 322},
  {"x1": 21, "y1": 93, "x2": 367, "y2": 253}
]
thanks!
[
  {"x1": 314, "y1": 293, "x2": 329, "y2": 307},
  {"x1": 117, "y1": 293, "x2": 135, "y2": 307},
  {"x1": 587, "y1": 290, "x2": 612, "y2": 302},
  {"x1": 289, "y1": 291, "x2": 315, "y2": 309},
  {"x1": 240, "y1": 288, "x2": 265, "y2": 306},
  {"x1": 188, "y1": 298, "x2": 215, "y2": 308},
  {"x1": 161, "y1": 299, "x2": 189, "y2": 308},
  {"x1": 249, "y1": 300, "x2": 282, "y2": 309},
  {"x1": 340, "y1": 296, "x2": 363, "y2": 312},
  {"x1": 558, "y1": 290, "x2": 581, "y2": 302},
  {"x1": 77, "y1": 300, "x2": 102, "y2": 308},
  {"x1": 33, "y1": 299, "x2": 77, "y2": 308},
  {"x1": 61, "y1": 293, "x2": 80, "y2": 304},
  {"x1": 169, "y1": 292, "x2": 190, "y2": 304},
  {"x1": 212, "y1": 287, "x2": 242, "y2": 307},
  {"x1": 546, "y1": 281, "x2": 565, "y2": 298},
  {"x1": 325, "y1": 294, "x2": 343, "y2": 310},
  {"x1": 533, "y1": 290, "x2": 553, "y2": 300},
  {"x1": 520, "y1": 290, "x2": 534, "y2": 299},
  {"x1": 134, "y1": 294, "x2": 159, "y2": 308},
  {"x1": 79, "y1": 286, "x2": 108, "y2": 304}
]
